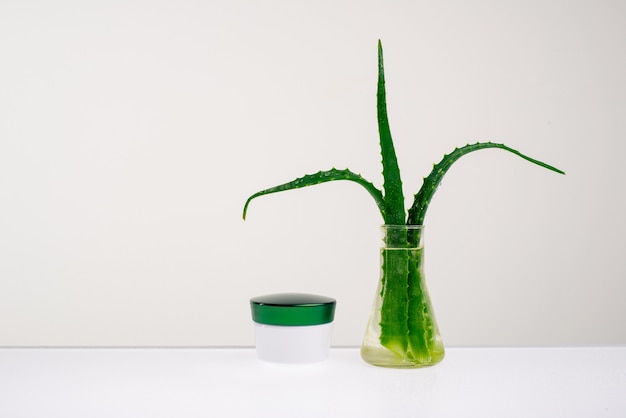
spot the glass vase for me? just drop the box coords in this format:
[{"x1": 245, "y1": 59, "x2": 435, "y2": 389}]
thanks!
[{"x1": 361, "y1": 225, "x2": 445, "y2": 368}]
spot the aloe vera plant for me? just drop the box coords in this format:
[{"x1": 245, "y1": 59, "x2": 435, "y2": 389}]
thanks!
[{"x1": 243, "y1": 41, "x2": 564, "y2": 366}]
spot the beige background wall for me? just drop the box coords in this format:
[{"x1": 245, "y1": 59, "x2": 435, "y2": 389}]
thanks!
[{"x1": 1, "y1": 0, "x2": 625, "y2": 347}]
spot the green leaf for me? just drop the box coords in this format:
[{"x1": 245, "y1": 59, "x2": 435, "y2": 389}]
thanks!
[
  {"x1": 377, "y1": 40, "x2": 405, "y2": 226},
  {"x1": 407, "y1": 142, "x2": 566, "y2": 225},
  {"x1": 242, "y1": 168, "x2": 384, "y2": 220}
]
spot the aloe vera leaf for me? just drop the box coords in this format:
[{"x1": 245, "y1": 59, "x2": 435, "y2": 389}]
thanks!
[
  {"x1": 407, "y1": 142, "x2": 566, "y2": 226},
  {"x1": 242, "y1": 168, "x2": 384, "y2": 220},
  {"x1": 376, "y1": 41, "x2": 412, "y2": 358},
  {"x1": 377, "y1": 38, "x2": 410, "y2": 349},
  {"x1": 377, "y1": 40, "x2": 405, "y2": 226}
]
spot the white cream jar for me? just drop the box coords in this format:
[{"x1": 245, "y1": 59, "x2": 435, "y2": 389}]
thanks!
[{"x1": 250, "y1": 293, "x2": 336, "y2": 364}]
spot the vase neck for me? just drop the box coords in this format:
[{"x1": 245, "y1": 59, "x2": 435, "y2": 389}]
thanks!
[{"x1": 381, "y1": 225, "x2": 424, "y2": 248}]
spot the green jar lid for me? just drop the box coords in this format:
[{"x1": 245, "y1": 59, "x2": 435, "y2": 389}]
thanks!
[{"x1": 250, "y1": 293, "x2": 336, "y2": 326}]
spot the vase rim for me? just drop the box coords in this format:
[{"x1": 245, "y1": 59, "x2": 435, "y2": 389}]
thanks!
[{"x1": 381, "y1": 224, "x2": 424, "y2": 229}]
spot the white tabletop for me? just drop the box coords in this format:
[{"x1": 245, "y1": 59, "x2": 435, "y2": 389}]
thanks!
[{"x1": 1, "y1": 346, "x2": 625, "y2": 417}]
